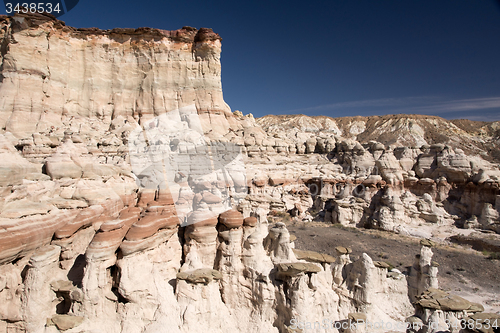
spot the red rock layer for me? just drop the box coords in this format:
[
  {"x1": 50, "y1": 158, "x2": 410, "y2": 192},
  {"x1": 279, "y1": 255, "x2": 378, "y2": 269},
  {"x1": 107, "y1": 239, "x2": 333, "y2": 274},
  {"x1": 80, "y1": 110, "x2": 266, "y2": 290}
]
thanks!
[
  {"x1": 184, "y1": 224, "x2": 218, "y2": 244},
  {"x1": 120, "y1": 228, "x2": 178, "y2": 256},
  {"x1": 219, "y1": 210, "x2": 244, "y2": 228},
  {"x1": 0, "y1": 210, "x2": 79, "y2": 264},
  {"x1": 54, "y1": 205, "x2": 105, "y2": 239},
  {"x1": 243, "y1": 217, "x2": 258, "y2": 227},
  {"x1": 187, "y1": 210, "x2": 218, "y2": 227},
  {"x1": 85, "y1": 208, "x2": 140, "y2": 260},
  {"x1": 156, "y1": 189, "x2": 174, "y2": 206},
  {"x1": 137, "y1": 189, "x2": 156, "y2": 208},
  {"x1": 125, "y1": 210, "x2": 178, "y2": 241}
]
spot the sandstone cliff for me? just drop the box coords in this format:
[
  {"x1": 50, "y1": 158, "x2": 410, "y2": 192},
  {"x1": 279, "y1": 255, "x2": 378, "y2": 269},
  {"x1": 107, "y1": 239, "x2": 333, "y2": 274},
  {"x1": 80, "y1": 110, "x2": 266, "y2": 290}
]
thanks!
[{"x1": 0, "y1": 12, "x2": 234, "y2": 138}]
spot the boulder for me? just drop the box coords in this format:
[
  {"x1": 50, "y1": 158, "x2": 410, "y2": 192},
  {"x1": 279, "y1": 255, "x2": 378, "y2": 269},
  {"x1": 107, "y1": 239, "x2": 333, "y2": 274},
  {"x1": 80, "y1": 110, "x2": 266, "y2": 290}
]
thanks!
[
  {"x1": 335, "y1": 246, "x2": 352, "y2": 255},
  {"x1": 50, "y1": 315, "x2": 84, "y2": 331},
  {"x1": 437, "y1": 293, "x2": 472, "y2": 311},
  {"x1": 176, "y1": 268, "x2": 222, "y2": 284},
  {"x1": 276, "y1": 262, "x2": 321, "y2": 279},
  {"x1": 373, "y1": 261, "x2": 392, "y2": 269},
  {"x1": 416, "y1": 288, "x2": 475, "y2": 312},
  {"x1": 420, "y1": 239, "x2": 436, "y2": 248},
  {"x1": 292, "y1": 248, "x2": 336, "y2": 264}
]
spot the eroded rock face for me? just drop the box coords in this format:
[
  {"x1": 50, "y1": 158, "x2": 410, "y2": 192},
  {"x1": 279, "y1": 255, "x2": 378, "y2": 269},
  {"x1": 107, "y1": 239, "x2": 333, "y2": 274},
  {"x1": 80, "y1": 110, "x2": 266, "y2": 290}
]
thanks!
[
  {"x1": 0, "y1": 207, "x2": 422, "y2": 333},
  {"x1": 0, "y1": 14, "x2": 231, "y2": 138},
  {"x1": 412, "y1": 287, "x2": 490, "y2": 333},
  {"x1": 0, "y1": 12, "x2": 498, "y2": 333},
  {"x1": 246, "y1": 115, "x2": 500, "y2": 239}
]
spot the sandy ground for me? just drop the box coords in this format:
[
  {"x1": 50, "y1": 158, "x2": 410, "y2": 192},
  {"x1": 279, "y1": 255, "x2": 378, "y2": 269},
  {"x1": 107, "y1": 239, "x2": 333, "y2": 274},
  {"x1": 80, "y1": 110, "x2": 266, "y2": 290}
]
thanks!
[{"x1": 286, "y1": 222, "x2": 500, "y2": 314}]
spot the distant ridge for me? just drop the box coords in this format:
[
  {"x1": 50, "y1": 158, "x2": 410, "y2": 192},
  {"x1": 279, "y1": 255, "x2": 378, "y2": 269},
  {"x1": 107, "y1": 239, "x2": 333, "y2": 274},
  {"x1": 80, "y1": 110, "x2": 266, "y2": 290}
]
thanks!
[{"x1": 257, "y1": 113, "x2": 500, "y2": 161}]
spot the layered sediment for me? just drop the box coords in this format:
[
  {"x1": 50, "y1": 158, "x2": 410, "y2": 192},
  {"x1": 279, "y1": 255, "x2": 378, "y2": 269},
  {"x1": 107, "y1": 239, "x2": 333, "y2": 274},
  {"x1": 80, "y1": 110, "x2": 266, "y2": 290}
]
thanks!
[{"x1": 0, "y1": 12, "x2": 499, "y2": 333}]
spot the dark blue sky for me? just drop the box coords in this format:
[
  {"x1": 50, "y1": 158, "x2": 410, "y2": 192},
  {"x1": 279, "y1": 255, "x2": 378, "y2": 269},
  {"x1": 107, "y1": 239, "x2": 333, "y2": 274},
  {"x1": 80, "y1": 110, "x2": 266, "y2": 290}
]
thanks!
[{"x1": 3, "y1": 0, "x2": 500, "y2": 120}]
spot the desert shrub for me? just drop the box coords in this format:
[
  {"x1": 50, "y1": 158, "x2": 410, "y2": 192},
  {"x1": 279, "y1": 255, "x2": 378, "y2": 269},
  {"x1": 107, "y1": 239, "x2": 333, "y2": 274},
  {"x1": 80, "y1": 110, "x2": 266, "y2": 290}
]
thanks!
[
  {"x1": 270, "y1": 210, "x2": 291, "y2": 223},
  {"x1": 487, "y1": 252, "x2": 500, "y2": 260},
  {"x1": 308, "y1": 208, "x2": 320, "y2": 216},
  {"x1": 481, "y1": 250, "x2": 500, "y2": 260}
]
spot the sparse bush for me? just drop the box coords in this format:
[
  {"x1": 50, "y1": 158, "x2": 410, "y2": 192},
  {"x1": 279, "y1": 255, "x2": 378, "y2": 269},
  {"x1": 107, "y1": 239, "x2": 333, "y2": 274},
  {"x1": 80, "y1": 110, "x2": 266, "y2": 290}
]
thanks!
[
  {"x1": 269, "y1": 210, "x2": 292, "y2": 223},
  {"x1": 487, "y1": 252, "x2": 500, "y2": 260},
  {"x1": 308, "y1": 208, "x2": 320, "y2": 216},
  {"x1": 481, "y1": 250, "x2": 500, "y2": 260},
  {"x1": 331, "y1": 223, "x2": 361, "y2": 233}
]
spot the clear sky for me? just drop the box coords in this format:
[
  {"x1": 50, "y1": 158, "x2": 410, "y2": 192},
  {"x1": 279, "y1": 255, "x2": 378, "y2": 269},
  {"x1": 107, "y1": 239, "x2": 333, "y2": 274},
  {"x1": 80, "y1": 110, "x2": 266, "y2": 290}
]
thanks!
[{"x1": 3, "y1": 0, "x2": 500, "y2": 121}]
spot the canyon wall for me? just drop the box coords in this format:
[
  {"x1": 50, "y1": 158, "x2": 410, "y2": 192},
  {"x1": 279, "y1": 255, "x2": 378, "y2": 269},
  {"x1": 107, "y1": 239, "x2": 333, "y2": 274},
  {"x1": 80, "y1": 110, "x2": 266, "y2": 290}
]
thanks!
[
  {"x1": 0, "y1": 11, "x2": 235, "y2": 138},
  {"x1": 0, "y1": 12, "x2": 499, "y2": 333}
]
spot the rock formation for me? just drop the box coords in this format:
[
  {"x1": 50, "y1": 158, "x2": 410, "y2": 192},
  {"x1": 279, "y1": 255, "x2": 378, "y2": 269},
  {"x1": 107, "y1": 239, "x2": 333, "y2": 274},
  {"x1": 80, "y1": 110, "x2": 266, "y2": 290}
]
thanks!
[{"x1": 0, "y1": 11, "x2": 499, "y2": 333}]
